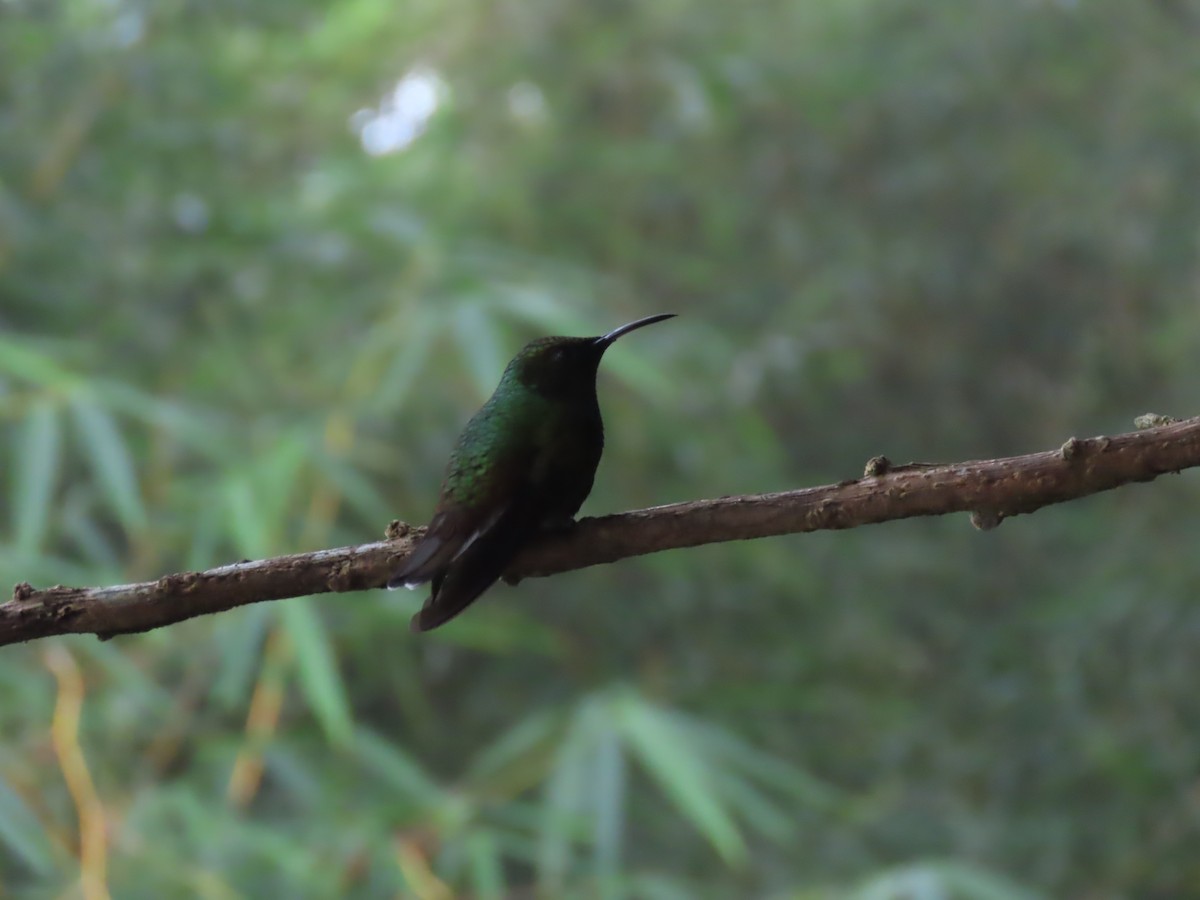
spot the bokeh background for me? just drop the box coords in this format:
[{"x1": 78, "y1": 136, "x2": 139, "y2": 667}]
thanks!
[{"x1": 3, "y1": 1, "x2": 1200, "y2": 897}]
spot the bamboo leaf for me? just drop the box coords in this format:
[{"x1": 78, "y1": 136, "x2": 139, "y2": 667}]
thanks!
[
  {"x1": 625, "y1": 874, "x2": 696, "y2": 900},
  {"x1": 0, "y1": 335, "x2": 80, "y2": 389},
  {"x1": 367, "y1": 310, "x2": 437, "y2": 414},
  {"x1": 681, "y1": 712, "x2": 838, "y2": 807},
  {"x1": 708, "y1": 768, "x2": 794, "y2": 844},
  {"x1": 310, "y1": 451, "x2": 395, "y2": 524},
  {"x1": 452, "y1": 304, "x2": 507, "y2": 400},
  {"x1": 70, "y1": 396, "x2": 147, "y2": 532},
  {"x1": 852, "y1": 860, "x2": 1046, "y2": 900},
  {"x1": 615, "y1": 693, "x2": 745, "y2": 866},
  {"x1": 12, "y1": 400, "x2": 60, "y2": 553},
  {"x1": 468, "y1": 708, "x2": 561, "y2": 781},
  {"x1": 223, "y1": 474, "x2": 270, "y2": 558},
  {"x1": 253, "y1": 431, "x2": 309, "y2": 526},
  {"x1": 0, "y1": 777, "x2": 57, "y2": 875},
  {"x1": 210, "y1": 604, "x2": 271, "y2": 711},
  {"x1": 537, "y1": 699, "x2": 606, "y2": 888},
  {"x1": 93, "y1": 379, "x2": 227, "y2": 458},
  {"x1": 590, "y1": 721, "x2": 625, "y2": 885},
  {"x1": 352, "y1": 727, "x2": 443, "y2": 806},
  {"x1": 465, "y1": 830, "x2": 505, "y2": 900},
  {"x1": 280, "y1": 599, "x2": 353, "y2": 745},
  {"x1": 58, "y1": 496, "x2": 120, "y2": 568}
]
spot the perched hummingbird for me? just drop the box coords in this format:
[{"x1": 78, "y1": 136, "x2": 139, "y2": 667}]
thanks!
[{"x1": 389, "y1": 313, "x2": 675, "y2": 632}]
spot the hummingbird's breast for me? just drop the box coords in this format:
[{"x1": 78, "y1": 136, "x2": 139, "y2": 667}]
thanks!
[{"x1": 531, "y1": 397, "x2": 604, "y2": 521}]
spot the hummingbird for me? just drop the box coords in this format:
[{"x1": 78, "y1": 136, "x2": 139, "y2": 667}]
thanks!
[{"x1": 388, "y1": 313, "x2": 675, "y2": 632}]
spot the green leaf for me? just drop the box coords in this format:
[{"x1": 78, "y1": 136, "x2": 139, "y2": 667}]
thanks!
[
  {"x1": 280, "y1": 599, "x2": 353, "y2": 745},
  {"x1": 252, "y1": 431, "x2": 309, "y2": 527},
  {"x1": 0, "y1": 776, "x2": 57, "y2": 875},
  {"x1": 77, "y1": 638, "x2": 177, "y2": 711},
  {"x1": 707, "y1": 768, "x2": 794, "y2": 844},
  {"x1": 184, "y1": 492, "x2": 222, "y2": 571},
  {"x1": 589, "y1": 721, "x2": 625, "y2": 885},
  {"x1": 452, "y1": 304, "x2": 507, "y2": 399},
  {"x1": 311, "y1": 451, "x2": 395, "y2": 524},
  {"x1": 537, "y1": 699, "x2": 606, "y2": 888},
  {"x1": 0, "y1": 335, "x2": 81, "y2": 390},
  {"x1": 614, "y1": 693, "x2": 745, "y2": 866},
  {"x1": 367, "y1": 310, "x2": 437, "y2": 414},
  {"x1": 465, "y1": 830, "x2": 505, "y2": 900},
  {"x1": 626, "y1": 874, "x2": 696, "y2": 900},
  {"x1": 69, "y1": 396, "x2": 147, "y2": 532},
  {"x1": 352, "y1": 728, "x2": 443, "y2": 806},
  {"x1": 210, "y1": 604, "x2": 271, "y2": 711},
  {"x1": 683, "y1": 712, "x2": 838, "y2": 808},
  {"x1": 595, "y1": 327, "x2": 678, "y2": 404},
  {"x1": 496, "y1": 283, "x2": 593, "y2": 336},
  {"x1": 223, "y1": 474, "x2": 271, "y2": 558},
  {"x1": 429, "y1": 606, "x2": 562, "y2": 656},
  {"x1": 852, "y1": 860, "x2": 1045, "y2": 900},
  {"x1": 58, "y1": 495, "x2": 120, "y2": 568},
  {"x1": 468, "y1": 708, "x2": 561, "y2": 781},
  {"x1": 92, "y1": 379, "x2": 227, "y2": 459},
  {"x1": 12, "y1": 400, "x2": 61, "y2": 553}
]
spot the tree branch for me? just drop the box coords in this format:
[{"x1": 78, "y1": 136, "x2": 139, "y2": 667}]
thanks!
[{"x1": 3, "y1": 416, "x2": 1197, "y2": 647}]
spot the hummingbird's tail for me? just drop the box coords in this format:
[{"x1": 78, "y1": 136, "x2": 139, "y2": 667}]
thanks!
[
  {"x1": 386, "y1": 534, "x2": 445, "y2": 590},
  {"x1": 387, "y1": 505, "x2": 507, "y2": 591},
  {"x1": 408, "y1": 502, "x2": 538, "y2": 632}
]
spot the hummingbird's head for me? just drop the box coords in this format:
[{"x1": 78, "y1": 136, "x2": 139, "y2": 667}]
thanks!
[{"x1": 507, "y1": 314, "x2": 675, "y2": 400}]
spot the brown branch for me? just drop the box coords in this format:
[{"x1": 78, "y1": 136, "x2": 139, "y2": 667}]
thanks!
[{"x1": 3, "y1": 416, "x2": 1197, "y2": 647}]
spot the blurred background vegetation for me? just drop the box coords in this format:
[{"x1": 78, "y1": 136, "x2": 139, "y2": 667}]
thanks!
[{"x1": 2, "y1": 0, "x2": 1200, "y2": 897}]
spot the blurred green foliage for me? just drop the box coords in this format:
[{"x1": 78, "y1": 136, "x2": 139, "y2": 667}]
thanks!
[{"x1": 2, "y1": 0, "x2": 1200, "y2": 896}]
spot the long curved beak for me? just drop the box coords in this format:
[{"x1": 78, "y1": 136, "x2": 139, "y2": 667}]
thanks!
[{"x1": 594, "y1": 313, "x2": 676, "y2": 347}]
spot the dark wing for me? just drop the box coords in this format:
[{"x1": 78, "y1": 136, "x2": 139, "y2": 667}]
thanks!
[
  {"x1": 385, "y1": 504, "x2": 505, "y2": 590},
  {"x1": 389, "y1": 399, "x2": 554, "y2": 628},
  {"x1": 408, "y1": 489, "x2": 545, "y2": 632}
]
